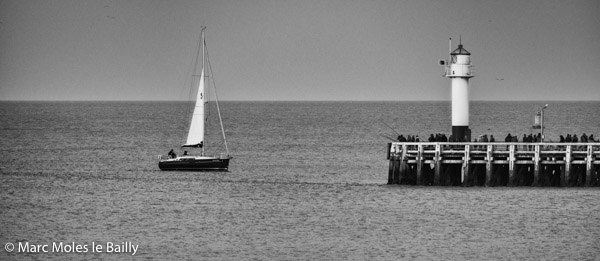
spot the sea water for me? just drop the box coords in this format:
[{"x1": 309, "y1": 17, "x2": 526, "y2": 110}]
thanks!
[{"x1": 1, "y1": 101, "x2": 599, "y2": 260}]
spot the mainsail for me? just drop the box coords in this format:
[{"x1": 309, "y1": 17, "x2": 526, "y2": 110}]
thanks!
[
  {"x1": 183, "y1": 29, "x2": 206, "y2": 149},
  {"x1": 183, "y1": 68, "x2": 205, "y2": 148}
]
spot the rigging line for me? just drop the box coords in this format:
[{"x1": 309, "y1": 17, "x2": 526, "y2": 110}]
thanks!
[
  {"x1": 205, "y1": 42, "x2": 229, "y2": 154},
  {"x1": 175, "y1": 31, "x2": 200, "y2": 113},
  {"x1": 382, "y1": 121, "x2": 400, "y2": 137},
  {"x1": 379, "y1": 133, "x2": 397, "y2": 142},
  {"x1": 206, "y1": 139, "x2": 226, "y2": 157},
  {"x1": 179, "y1": 59, "x2": 194, "y2": 103}
]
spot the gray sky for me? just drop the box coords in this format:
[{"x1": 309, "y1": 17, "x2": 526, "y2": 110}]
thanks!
[{"x1": 1, "y1": 0, "x2": 599, "y2": 101}]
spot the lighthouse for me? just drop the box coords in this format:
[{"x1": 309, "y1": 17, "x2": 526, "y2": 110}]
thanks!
[{"x1": 441, "y1": 38, "x2": 474, "y2": 141}]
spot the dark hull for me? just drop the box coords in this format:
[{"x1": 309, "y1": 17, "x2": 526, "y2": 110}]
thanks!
[{"x1": 159, "y1": 157, "x2": 230, "y2": 171}]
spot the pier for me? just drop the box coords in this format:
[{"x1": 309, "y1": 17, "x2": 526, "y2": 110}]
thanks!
[{"x1": 386, "y1": 142, "x2": 600, "y2": 187}]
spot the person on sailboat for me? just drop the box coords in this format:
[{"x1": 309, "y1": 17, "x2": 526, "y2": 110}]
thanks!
[{"x1": 168, "y1": 149, "x2": 177, "y2": 159}]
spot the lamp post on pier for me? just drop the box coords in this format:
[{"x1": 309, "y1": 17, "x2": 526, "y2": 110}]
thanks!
[{"x1": 541, "y1": 104, "x2": 548, "y2": 142}]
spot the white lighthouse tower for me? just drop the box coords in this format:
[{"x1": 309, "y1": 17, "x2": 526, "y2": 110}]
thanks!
[{"x1": 441, "y1": 38, "x2": 474, "y2": 141}]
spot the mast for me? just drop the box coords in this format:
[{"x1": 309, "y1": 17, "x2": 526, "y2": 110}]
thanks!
[{"x1": 201, "y1": 27, "x2": 206, "y2": 156}]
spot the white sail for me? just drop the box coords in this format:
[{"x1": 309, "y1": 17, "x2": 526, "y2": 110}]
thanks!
[{"x1": 184, "y1": 68, "x2": 205, "y2": 147}]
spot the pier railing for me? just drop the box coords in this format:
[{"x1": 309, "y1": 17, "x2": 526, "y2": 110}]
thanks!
[{"x1": 386, "y1": 142, "x2": 600, "y2": 187}]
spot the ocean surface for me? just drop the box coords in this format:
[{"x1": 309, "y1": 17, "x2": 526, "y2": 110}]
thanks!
[{"x1": 1, "y1": 101, "x2": 599, "y2": 260}]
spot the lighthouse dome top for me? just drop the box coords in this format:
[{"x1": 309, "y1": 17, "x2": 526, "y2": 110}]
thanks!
[{"x1": 451, "y1": 44, "x2": 471, "y2": 55}]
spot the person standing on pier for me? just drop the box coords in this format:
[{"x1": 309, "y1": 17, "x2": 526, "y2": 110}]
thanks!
[{"x1": 482, "y1": 135, "x2": 489, "y2": 150}]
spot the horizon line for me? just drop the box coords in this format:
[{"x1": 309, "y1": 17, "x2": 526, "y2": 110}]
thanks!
[{"x1": 1, "y1": 99, "x2": 599, "y2": 102}]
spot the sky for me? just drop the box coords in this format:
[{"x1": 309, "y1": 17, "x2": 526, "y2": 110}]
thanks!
[{"x1": 0, "y1": 0, "x2": 599, "y2": 101}]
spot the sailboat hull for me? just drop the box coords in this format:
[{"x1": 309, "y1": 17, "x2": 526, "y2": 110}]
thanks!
[{"x1": 159, "y1": 157, "x2": 230, "y2": 171}]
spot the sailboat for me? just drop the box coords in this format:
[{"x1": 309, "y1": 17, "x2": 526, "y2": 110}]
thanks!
[{"x1": 159, "y1": 27, "x2": 231, "y2": 171}]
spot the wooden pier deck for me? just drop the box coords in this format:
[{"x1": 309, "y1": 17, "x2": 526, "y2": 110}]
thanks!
[{"x1": 386, "y1": 142, "x2": 600, "y2": 187}]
